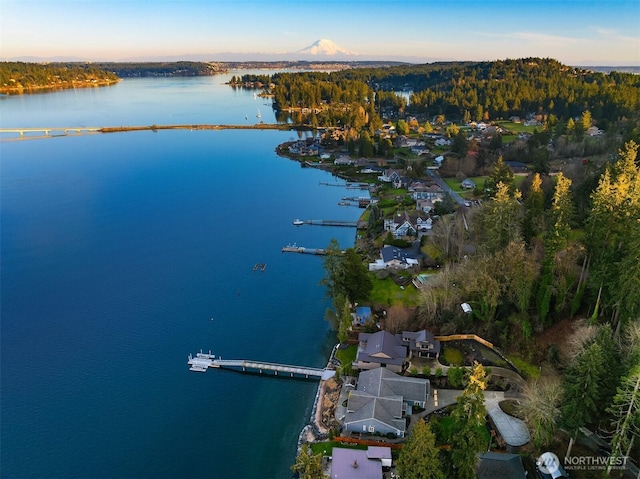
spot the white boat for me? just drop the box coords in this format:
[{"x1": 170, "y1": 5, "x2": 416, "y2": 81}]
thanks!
[
  {"x1": 292, "y1": 219, "x2": 304, "y2": 225},
  {"x1": 256, "y1": 108, "x2": 261, "y2": 119}
]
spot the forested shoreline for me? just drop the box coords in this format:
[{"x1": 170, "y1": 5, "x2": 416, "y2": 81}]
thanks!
[{"x1": 0, "y1": 62, "x2": 119, "y2": 93}]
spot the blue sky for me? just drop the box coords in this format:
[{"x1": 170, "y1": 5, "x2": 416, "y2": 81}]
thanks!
[{"x1": 1, "y1": 0, "x2": 639, "y2": 65}]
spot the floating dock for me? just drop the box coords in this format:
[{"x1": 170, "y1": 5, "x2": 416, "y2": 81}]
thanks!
[{"x1": 187, "y1": 350, "x2": 336, "y2": 380}]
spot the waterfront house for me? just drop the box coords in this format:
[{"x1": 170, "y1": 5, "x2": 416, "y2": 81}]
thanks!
[
  {"x1": 354, "y1": 330, "x2": 407, "y2": 372},
  {"x1": 368, "y1": 245, "x2": 421, "y2": 271},
  {"x1": 343, "y1": 368, "x2": 430, "y2": 438},
  {"x1": 377, "y1": 168, "x2": 404, "y2": 188},
  {"x1": 330, "y1": 446, "x2": 392, "y2": 479},
  {"x1": 384, "y1": 212, "x2": 417, "y2": 238},
  {"x1": 334, "y1": 155, "x2": 354, "y2": 165},
  {"x1": 357, "y1": 367, "x2": 430, "y2": 408}
]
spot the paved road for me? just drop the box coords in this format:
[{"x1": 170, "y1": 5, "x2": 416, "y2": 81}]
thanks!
[{"x1": 427, "y1": 170, "x2": 466, "y2": 205}]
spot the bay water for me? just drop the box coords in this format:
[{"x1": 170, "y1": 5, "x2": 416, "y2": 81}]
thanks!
[{"x1": 1, "y1": 75, "x2": 361, "y2": 478}]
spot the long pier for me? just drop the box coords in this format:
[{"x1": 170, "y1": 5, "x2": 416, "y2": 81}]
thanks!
[
  {"x1": 293, "y1": 219, "x2": 358, "y2": 227},
  {"x1": 282, "y1": 245, "x2": 345, "y2": 255},
  {"x1": 282, "y1": 245, "x2": 327, "y2": 255},
  {"x1": 187, "y1": 351, "x2": 335, "y2": 380}
]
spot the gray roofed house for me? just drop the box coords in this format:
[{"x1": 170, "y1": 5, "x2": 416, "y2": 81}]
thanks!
[
  {"x1": 476, "y1": 452, "x2": 527, "y2": 479},
  {"x1": 365, "y1": 446, "x2": 392, "y2": 467},
  {"x1": 343, "y1": 367, "x2": 430, "y2": 438},
  {"x1": 357, "y1": 367, "x2": 430, "y2": 407},
  {"x1": 355, "y1": 330, "x2": 407, "y2": 372},
  {"x1": 400, "y1": 329, "x2": 441, "y2": 359},
  {"x1": 330, "y1": 446, "x2": 389, "y2": 479},
  {"x1": 380, "y1": 245, "x2": 420, "y2": 264},
  {"x1": 344, "y1": 391, "x2": 406, "y2": 437}
]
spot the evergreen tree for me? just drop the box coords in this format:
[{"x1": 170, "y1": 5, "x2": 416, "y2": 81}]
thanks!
[
  {"x1": 560, "y1": 341, "x2": 605, "y2": 454},
  {"x1": 475, "y1": 182, "x2": 522, "y2": 254},
  {"x1": 484, "y1": 156, "x2": 514, "y2": 197},
  {"x1": 396, "y1": 420, "x2": 445, "y2": 479},
  {"x1": 449, "y1": 363, "x2": 488, "y2": 479},
  {"x1": 523, "y1": 173, "x2": 545, "y2": 244},
  {"x1": 606, "y1": 365, "x2": 640, "y2": 474},
  {"x1": 585, "y1": 141, "x2": 640, "y2": 332},
  {"x1": 321, "y1": 242, "x2": 372, "y2": 304}
]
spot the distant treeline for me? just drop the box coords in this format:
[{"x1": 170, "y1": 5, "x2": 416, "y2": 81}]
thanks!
[
  {"x1": 267, "y1": 58, "x2": 640, "y2": 127},
  {"x1": 94, "y1": 61, "x2": 226, "y2": 77},
  {"x1": 0, "y1": 61, "x2": 119, "y2": 93}
]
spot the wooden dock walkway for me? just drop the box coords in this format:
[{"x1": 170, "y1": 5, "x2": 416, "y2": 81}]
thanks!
[
  {"x1": 282, "y1": 245, "x2": 345, "y2": 255},
  {"x1": 293, "y1": 219, "x2": 358, "y2": 228},
  {"x1": 282, "y1": 245, "x2": 327, "y2": 255},
  {"x1": 187, "y1": 351, "x2": 335, "y2": 380}
]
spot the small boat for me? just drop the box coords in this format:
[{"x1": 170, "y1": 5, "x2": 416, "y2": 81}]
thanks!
[
  {"x1": 256, "y1": 108, "x2": 261, "y2": 119},
  {"x1": 293, "y1": 219, "x2": 304, "y2": 226}
]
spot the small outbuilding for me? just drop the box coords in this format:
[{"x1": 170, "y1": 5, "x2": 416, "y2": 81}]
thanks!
[{"x1": 461, "y1": 178, "x2": 476, "y2": 189}]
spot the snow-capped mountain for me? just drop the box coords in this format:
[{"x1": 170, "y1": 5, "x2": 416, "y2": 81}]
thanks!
[{"x1": 297, "y1": 39, "x2": 355, "y2": 56}]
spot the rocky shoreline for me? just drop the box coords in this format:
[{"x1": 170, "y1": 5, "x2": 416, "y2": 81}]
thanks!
[{"x1": 296, "y1": 343, "x2": 340, "y2": 453}]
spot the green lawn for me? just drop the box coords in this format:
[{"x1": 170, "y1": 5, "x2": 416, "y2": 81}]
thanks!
[
  {"x1": 433, "y1": 416, "x2": 491, "y2": 446},
  {"x1": 495, "y1": 120, "x2": 541, "y2": 134},
  {"x1": 369, "y1": 276, "x2": 419, "y2": 306},
  {"x1": 441, "y1": 345, "x2": 464, "y2": 366},
  {"x1": 309, "y1": 441, "x2": 367, "y2": 456},
  {"x1": 335, "y1": 344, "x2": 357, "y2": 366},
  {"x1": 505, "y1": 354, "x2": 541, "y2": 379}
]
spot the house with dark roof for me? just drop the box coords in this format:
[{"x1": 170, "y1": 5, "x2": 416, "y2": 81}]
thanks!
[
  {"x1": 357, "y1": 367, "x2": 430, "y2": 408},
  {"x1": 354, "y1": 330, "x2": 407, "y2": 372},
  {"x1": 344, "y1": 391, "x2": 406, "y2": 437},
  {"x1": 384, "y1": 212, "x2": 417, "y2": 238},
  {"x1": 368, "y1": 245, "x2": 421, "y2": 271},
  {"x1": 400, "y1": 330, "x2": 441, "y2": 360},
  {"x1": 343, "y1": 368, "x2": 430, "y2": 438},
  {"x1": 476, "y1": 452, "x2": 527, "y2": 479},
  {"x1": 330, "y1": 446, "x2": 391, "y2": 479}
]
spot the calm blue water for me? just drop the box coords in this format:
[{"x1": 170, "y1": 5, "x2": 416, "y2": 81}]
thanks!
[{"x1": 1, "y1": 76, "x2": 361, "y2": 478}]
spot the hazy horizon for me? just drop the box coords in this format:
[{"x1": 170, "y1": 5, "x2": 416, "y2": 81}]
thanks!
[{"x1": 1, "y1": 0, "x2": 639, "y2": 66}]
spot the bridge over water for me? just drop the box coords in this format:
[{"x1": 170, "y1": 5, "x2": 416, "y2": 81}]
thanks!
[
  {"x1": 0, "y1": 127, "x2": 101, "y2": 137},
  {"x1": 0, "y1": 123, "x2": 295, "y2": 140}
]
